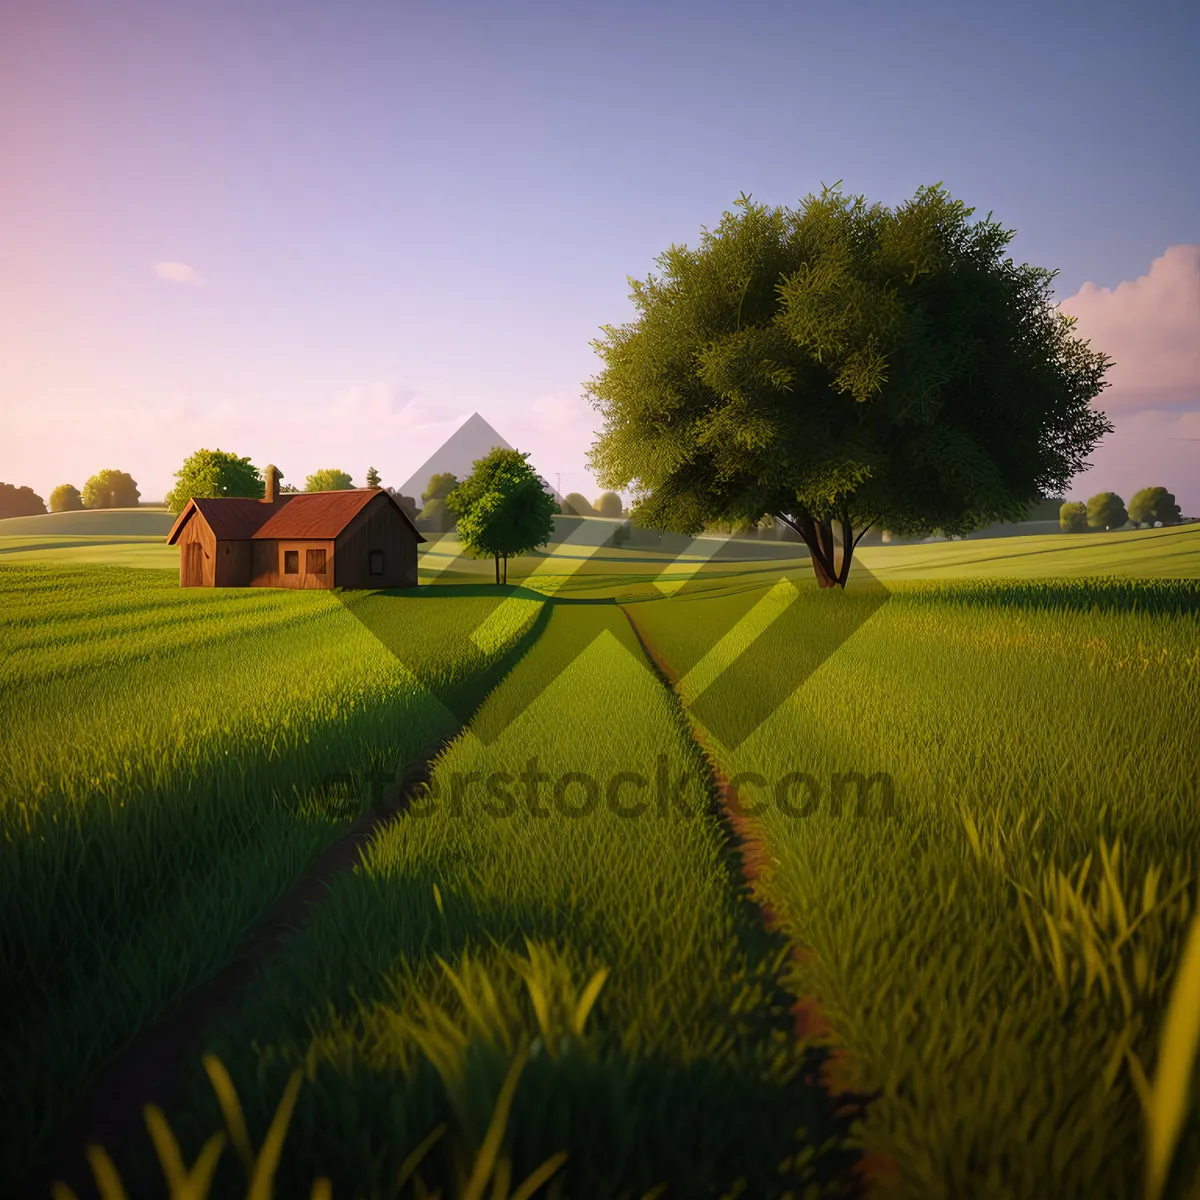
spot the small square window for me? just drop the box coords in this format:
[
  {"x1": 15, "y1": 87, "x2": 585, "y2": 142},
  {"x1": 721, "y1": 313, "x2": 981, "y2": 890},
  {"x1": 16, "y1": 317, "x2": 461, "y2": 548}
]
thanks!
[
  {"x1": 369, "y1": 549, "x2": 384, "y2": 575},
  {"x1": 306, "y1": 548, "x2": 327, "y2": 575},
  {"x1": 284, "y1": 550, "x2": 299, "y2": 574}
]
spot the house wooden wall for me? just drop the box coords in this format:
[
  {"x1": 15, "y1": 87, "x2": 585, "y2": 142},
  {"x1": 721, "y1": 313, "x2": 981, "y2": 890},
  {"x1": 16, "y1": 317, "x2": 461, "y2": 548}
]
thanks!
[
  {"x1": 333, "y1": 498, "x2": 419, "y2": 589},
  {"x1": 177, "y1": 514, "x2": 216, "y2": 587},
  {"x1": 250, "y1": 539, "x2": 337, "y2": 589},
  {"x1": 215, "y1": 539, "x2": 253, "y2": 586}
]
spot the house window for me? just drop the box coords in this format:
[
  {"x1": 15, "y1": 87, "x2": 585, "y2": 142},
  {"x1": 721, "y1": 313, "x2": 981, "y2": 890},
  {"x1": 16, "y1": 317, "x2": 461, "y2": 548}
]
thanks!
[
  {"x1": 369, "y1": 549, "x2": 384, "y2": 575},
  {"x1": 284, "y1": 550, "x2": 299, "y2": 574},
  {"x1": 306, "y1": 548, "x2": 327, "y2": 575}
]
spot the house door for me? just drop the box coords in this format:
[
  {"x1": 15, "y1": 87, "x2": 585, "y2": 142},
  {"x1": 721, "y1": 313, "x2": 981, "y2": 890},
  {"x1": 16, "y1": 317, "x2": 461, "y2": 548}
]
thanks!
[{"x1": 182, "y1": 542, "x2": 205, "y2": 586}]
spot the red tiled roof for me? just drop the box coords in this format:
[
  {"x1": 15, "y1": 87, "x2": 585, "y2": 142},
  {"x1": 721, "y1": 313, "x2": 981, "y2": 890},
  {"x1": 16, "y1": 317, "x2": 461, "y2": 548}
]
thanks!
[
  {"x1": 254, "y1": 489, "x2": 382, "y2": 539},
  {"x1": 166, "y1": 497, "x2": 286, "y2": 543},
  {"x1": 166, "y1": 489, "x2": 424, "y2": 544}
]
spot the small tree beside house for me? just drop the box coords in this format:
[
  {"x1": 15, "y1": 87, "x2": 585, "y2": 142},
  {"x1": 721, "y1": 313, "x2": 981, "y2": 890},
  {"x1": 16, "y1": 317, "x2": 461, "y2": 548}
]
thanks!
[
  {"x1": 448, "y1": 448, "x2": 557, "y2": 584},
  {"x1": 165, "y1": 450, "x2": 265, "y2": 513}
]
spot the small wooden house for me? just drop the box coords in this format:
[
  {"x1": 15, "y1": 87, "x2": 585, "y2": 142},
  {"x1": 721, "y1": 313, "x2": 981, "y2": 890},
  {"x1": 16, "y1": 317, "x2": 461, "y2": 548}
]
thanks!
[{"x1": 166, "y1": 466, "x2": 425, "y2": 589}]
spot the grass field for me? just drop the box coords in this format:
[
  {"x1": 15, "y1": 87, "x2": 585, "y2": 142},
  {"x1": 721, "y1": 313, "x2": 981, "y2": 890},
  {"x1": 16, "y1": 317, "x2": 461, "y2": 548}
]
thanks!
[
  {"x1": 0, "y1": 563, "x2": 541, "y2": 1191},
  {"x1": 627, "y1": 577, "x2": 1200, "y2": 1199},
  {"x1": 124, "y1": 604, "x2": 856, "y2": 1197},
  {"x1": 4, "y1": 535, "x2": 1200, "y2": 1197},
  {"x1": 0, "y1": 507, "x2": 175, "y2": 535}
]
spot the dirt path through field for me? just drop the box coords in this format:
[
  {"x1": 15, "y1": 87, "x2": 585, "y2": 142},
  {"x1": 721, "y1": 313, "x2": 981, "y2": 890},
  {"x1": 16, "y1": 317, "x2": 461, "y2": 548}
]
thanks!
[
  {"x1": 20, "y1": 604, "x2": 552, "y2": 1200},
  {"x1": 619, "y1": 603, "x2": 894, "y2": 1195}
]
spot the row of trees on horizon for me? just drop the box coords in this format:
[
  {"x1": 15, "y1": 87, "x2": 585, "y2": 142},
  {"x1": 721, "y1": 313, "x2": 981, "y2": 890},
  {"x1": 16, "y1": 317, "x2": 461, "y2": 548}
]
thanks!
[
  {"x1": 1059, "y1": 488, "x2": 1184, "y2": 533},
  {"x1": 4, "y1": 183, "x2": 1200, "y2": 581},
  {"x1": 0, "y1": 470, "x2": 142, "y2": 518},
  {"x1": 0, "y1": 458, "x2": 1189, "y2": 542}
]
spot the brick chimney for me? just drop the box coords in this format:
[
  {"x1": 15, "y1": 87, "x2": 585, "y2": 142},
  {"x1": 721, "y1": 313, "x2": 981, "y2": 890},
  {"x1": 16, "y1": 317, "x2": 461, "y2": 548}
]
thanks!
[{"x1": 263, "y1": 464, "x2": 281, "y2": 503}]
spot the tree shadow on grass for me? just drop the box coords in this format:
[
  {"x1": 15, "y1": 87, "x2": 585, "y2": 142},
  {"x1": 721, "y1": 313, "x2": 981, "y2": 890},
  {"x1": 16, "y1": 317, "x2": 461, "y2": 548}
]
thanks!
[{"x1": 123, "y1": 854, "x2": 866, "y2": 1200}]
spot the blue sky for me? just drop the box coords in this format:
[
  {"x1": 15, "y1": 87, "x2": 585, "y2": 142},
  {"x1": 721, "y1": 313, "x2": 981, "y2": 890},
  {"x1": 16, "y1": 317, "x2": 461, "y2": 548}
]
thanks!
[{"x1": 3, "y1": 0, "x2": 1198, "y2": 510}]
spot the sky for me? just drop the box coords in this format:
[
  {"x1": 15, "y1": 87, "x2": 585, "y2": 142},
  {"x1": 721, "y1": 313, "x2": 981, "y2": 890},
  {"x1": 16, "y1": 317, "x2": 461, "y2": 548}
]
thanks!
[{"x1": 2, "y1": 0, "x2": 1198, "y2": 513}]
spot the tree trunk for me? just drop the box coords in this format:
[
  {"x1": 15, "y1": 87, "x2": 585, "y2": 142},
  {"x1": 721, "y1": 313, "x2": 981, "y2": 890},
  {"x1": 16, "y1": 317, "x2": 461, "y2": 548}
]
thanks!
[
  {"x1": 502, "y1": 554, "x2": 508, "y2": 584},
  {"x1": 783, "y1": 510, "x2": 843, "y2": 588},
  {"x1": 777, "y1": 508, "x2": 881, "y2": 588},
  {"x1": 494, "y1": 554, "x2": 500, "y2": 585}
]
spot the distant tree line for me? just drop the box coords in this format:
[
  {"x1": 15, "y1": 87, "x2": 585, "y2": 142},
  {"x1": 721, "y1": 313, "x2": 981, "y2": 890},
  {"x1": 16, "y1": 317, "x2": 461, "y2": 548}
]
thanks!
[
  {"x1": 161, "y1": 451, "x2": 423, "y2": 514},
  {"x1": 557, "y1": 491, "x2": 627, "y2": 518},
  {"x1": 0, "y1": 470, "x2": 141, "y2": 519},
  {"x1": 1060, "y1": 487, "x2": 1183, "y2": 533}
]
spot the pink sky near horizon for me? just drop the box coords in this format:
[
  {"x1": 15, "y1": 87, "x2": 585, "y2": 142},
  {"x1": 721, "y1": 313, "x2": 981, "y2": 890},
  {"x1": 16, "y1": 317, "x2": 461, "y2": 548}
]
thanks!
[
  {"x1": 6, "y1": 244, "x2": 1198, "y2": 515},
  {"x1": 2, "y1": 1, "x2": 1197, "y2": 517}
]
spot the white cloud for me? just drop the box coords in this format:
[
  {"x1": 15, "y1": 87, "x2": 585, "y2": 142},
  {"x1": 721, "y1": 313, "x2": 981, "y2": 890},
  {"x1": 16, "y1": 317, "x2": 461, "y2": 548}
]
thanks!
[
  {"x1": 153, "y1": 261, "x2": 205, "y2": 285},
  {"x1": 1057, "y1": 244, "x2": 1200, "y2": 412}
]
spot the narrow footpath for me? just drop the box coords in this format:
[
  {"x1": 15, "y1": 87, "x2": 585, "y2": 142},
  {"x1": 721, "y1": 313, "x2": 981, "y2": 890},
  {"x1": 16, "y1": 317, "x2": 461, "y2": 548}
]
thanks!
[{"x1": 619, "y1": 602, "x2": 893, "y2": 1195}]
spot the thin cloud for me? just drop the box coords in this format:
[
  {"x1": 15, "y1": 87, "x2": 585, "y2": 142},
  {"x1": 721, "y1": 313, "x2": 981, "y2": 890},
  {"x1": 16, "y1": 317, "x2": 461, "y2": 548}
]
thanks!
[
  {"x1": 153, "y1": 261, "x2": 205, "y2": 285},
  {"x1": 1058, "y1": 244, "x2": 1200, "y2": 412}
]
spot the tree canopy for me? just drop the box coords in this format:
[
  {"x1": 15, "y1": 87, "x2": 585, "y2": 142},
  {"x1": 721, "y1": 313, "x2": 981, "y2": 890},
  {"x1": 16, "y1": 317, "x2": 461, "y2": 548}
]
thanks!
[
  {"x1": 305, "y1": 468, "x2": 354, "y2": 492},
  {"x1": 1059, "y1": 501, "x2": 1088, "y2": 534},
  {"x1": 0, "y1": 483, "x2": 47, "y2": 519},
  {"x1": 586, "y1": 184, "x2": 1113, "y2": 587},
  {"x1": 82, "y1": 469, "x2": 140, "y2": 510},
  {"x1": 49, "y1": 484, "x2": 84, "y2": 513},
  {"x1": 422, "y1": 473, "x2": 459, "y2": 503},
  {"x1": 594, "y1": 491, "x2": 624, "y2": 518},
  {"x1": 1086, "y1": 491, "x2": 1127, "y2": 531},
  {"x1": 164, "y1": 450, "x2": 263, "y2": 513},
  {"x1": 365, "y1": 466, "x2": 381, "y2": 488},
  {"x1": 447, "y1": 448, "x2": 557, "y2": 584},
  {"x1": 1128, "y1": 486, "x2": 1182, "y2": 526},
  {"x1": 560, "y1": 492, "x2": 595, "y2": 517}
]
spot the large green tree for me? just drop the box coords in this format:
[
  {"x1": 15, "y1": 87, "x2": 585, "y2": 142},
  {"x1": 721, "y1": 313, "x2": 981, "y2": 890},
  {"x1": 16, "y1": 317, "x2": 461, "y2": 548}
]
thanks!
[
  {"x1": 305, "y1": 468, "x2": 354, "y2": 492},
  {"x1": 0, "y1": 483, "x2": 46, "y2": 518},
  {"x1": 448, "y1": 448, "x2": 556, "y2": 584},
  {"x1": 48, "y1": 484, "x2": 84, "y2": 513},
  {"x1": 586, "y1": 185, "x2": 1114, "y2": 587},
  {"x1": 164, "y1": 450, "x2": 264, "y2": 513},
  {"x1": 82, "y1": 469, "x2": 140, "y2": 510}
]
